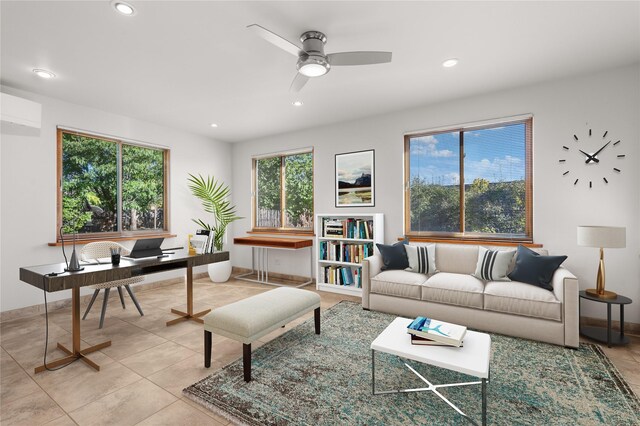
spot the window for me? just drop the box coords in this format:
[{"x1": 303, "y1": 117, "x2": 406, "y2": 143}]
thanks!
[
  {"x1": 404, "y1": 117, "x2": 532, "y2": 242},
  {"x1": 252, "y1": 150, "x2": 314, "y2": 232},
  {"x1": 57, "y1": 129, "x2": 169, "y2": 240}
]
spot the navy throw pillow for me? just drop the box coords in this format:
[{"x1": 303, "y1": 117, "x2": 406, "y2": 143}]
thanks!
[
  {"x1": 376, "y1": 240, "x2": 409, "y2": 271},
  {"x1": 508, "y1": 245, "x2": 567, "y2": 291}
]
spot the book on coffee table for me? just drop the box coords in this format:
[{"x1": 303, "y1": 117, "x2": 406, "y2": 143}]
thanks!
[
  {"x1": 407, "y1": 316, "x2": 467, "y2": 347},
  {"x1": 410, "y1": 334, "x2": 464, "y2": 347}
]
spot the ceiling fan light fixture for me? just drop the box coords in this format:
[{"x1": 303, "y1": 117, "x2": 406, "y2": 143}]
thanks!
[
  {"x1": 297, "y1": 55, "x2": 329, "y2": 77},
  {"x1": 292, "y1": 100, "x2": 303, "y2": 107}
]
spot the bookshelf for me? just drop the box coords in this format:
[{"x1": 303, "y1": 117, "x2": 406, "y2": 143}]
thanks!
[{"x1": 315, "y1": 213, "x2": 384, "y2": 296}]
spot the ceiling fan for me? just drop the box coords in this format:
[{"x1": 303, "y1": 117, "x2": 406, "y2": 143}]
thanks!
[{"x1": 247, "y1": 24, "x2": 392, "y2": 92}]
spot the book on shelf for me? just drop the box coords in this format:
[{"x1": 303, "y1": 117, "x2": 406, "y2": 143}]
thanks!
[
  {"x1": 410, "y1": 334, "x2": 464, "y2": 347},
  {"x1": 321, "y1": 217, "x2": 374, "y2": 240},
  {"x1": 318, "y1": 241, "x2": 373, "y2": 263},
  {"x1": 343, "y1": 267, "x2": 354, "y2": 285},
  {"x1": 320, "y1": 265, "x2": 361, "y2": 288},
  {"x1": 407, "y1": 317, "x2": 466, "y2": 347}
]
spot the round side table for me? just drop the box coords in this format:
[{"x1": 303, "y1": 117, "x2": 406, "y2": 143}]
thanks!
[{"x1": 578, "y1": 290, "x2": 632, "y2": 347}]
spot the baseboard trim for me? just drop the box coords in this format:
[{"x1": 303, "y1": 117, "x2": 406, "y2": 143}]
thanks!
[
  {"x1": 231, "y1": 266, "x2": 315, "y2": 285},
  {"x1": 581, "y1": 316, "x2": 640, "y2": 337},
  {"x1": 0, "y1": 272, "x2": 209, "y2": 323}
]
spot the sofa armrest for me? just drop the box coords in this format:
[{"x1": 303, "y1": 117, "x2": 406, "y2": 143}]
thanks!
[
  {"x1": 361, "y1": 254, "x2": 382, "y2": 310},
  {"x1": 365, "y1": 254, "x2": 383, "y2": 278},
  {"x1": 551, "y1": 266, "x2": 579, "y2": 348}
]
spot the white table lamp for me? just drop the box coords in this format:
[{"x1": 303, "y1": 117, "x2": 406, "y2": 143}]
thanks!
[{"x1": 577, "y1": 226, "x2": 626, "y2": 299}]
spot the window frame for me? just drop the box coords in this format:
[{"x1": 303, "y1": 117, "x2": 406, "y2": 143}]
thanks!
[
  {"x1": 56, "y1": 128, "x2": 171, "y2": 242},
  {"x1": 403, "y1": 117, "x2": 533, "y2": 243},
  {"x1": 251, "y1": 148, "x2": 314, "y2": 235}
]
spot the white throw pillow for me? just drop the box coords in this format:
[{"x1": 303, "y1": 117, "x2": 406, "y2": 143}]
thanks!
[
  {"x1": 404, "y1": 244, "x2": 437, "y2": 275},
  {"x1": 473, "y1": 247, "x2": 515, "y2": 281}
]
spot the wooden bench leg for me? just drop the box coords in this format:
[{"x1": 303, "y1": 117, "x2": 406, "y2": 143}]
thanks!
[
  {"x1": 314, "y1": 307, "x2": 320, "y2": 334},
  {"x1": 204, "y1": 330, "x2": 212, "y2": 368},
  {"x1": 243, "y1": 343, "x2": 251, "y2": 382}
]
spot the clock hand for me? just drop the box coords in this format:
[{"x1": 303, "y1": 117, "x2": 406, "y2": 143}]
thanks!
[
  {"x1": 592, "y1": 141, "x2": 611, "y2": 158},
  {"x1": 579, "y1": 149, "x2": 599, "y2": 164}
]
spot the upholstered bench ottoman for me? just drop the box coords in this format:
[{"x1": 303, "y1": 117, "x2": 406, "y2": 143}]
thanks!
[{"x1": 203, "y1": 287, "x2": 321, "y2": 382}]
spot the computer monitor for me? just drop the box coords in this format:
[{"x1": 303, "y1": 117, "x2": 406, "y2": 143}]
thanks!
[{"x1": 127, "y1": 238, "x2": 165, "y2": 259}]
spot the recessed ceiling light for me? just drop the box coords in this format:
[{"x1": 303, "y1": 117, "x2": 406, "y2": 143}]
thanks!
[
  {"x1": 33, "y1": 69, "x2": 55, "y2": 79},
  {"x1": 210, "y1": 123, "x2": 218, "y2": 128},
  {"x1": 292, "y1": 101, "x2": 304, "y2": 107},
  {"x1": 442, "y1": 58, "x2": 459, "y2": 68},
  {"x1": 112, "y1": 1, "x2": 136, "y2": 16}
]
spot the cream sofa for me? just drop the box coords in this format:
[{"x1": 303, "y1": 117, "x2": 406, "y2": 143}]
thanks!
[{"x1": 362, "y1": 243, "x2": 579, "y2": 348}]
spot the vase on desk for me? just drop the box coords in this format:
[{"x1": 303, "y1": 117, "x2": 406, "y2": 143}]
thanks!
[{"x1": 208, "y1": 260, "x2": 232, "y2": 283}]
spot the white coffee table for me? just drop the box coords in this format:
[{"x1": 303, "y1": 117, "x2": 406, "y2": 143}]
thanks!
[{"x1": 371, "y1": 317, "x2": 491, "y2": 426}]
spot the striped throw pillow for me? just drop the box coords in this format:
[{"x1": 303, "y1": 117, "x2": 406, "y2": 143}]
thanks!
[
  {"x1": 404, "y1": 244, "x2": 436, "y2": 275},
  {"x1": 473, "y1": 247, "x2": 516, "y2": 281}
]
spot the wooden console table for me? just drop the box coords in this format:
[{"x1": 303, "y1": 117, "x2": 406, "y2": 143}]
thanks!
[
  {"x1": 233, "y1": 236, "x2": 313, "y2": 288},
  {"x1": 19, "y1": 251, "x2": 228, "y2": 373}
]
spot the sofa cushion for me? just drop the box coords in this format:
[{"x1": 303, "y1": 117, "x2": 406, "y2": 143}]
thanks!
[
  {"x1": 508, "y1": 245, "x2": 567, "y2": 291},
  {"x1": 422, "y1": 272, "x2": 484, "y2": 309},
  {"x1": 472, "y1": 247, "x2": 516, "y2": 281},
  {"x1": 484, "y1": 281, "x2": 561, "y2": 321},
  {"x1": 405, "y1": 244, "x2": 436, "y2": 275},
  {"x1": 506, "y1": 246, "x2": 548, "y2": 275},
  {"x1": 371, "y1": 270, "x2": 427, "y2": 300},
  {"x1": 435, "y1": 244, "x2": 479, "y2": 274},
  {"x1": 376, "y1": 240, "x2": 409, "y2": 270}
]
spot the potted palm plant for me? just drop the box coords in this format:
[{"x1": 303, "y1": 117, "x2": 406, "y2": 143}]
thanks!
[{"x1": 187, "y1": 174, "x2": 242, "y2": 282}]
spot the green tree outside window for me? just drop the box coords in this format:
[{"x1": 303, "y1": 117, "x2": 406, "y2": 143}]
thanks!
[
  {"x1": 254, "y1": 151, "x2": 313, "y2": 230},
  {"x1": 59, "y1": 131, "x2": 167, "y2": 237}
]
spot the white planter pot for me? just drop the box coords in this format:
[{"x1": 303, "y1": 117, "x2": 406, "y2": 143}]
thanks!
[{"x1": 208, "y1": 259, "x2": 232, "y2": 283}]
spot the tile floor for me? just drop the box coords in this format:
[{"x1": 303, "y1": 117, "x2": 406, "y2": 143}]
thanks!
[{"x1": 1, "y1": 278, "x2": 638, "y2": 425}]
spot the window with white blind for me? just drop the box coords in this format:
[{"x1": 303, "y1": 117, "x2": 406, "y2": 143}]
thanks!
[{"x1": 404, "y1": 117, "x2": 533, "y2": 242}]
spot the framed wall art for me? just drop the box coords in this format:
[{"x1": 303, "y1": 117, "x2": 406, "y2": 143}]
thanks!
[{"x1": 335, "y1": 149, "x2": 375, "y2": 207}]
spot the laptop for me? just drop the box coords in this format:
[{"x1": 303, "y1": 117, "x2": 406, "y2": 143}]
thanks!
[{"x1": 126, "y1": 238, "x2": 165, "y2": 259}]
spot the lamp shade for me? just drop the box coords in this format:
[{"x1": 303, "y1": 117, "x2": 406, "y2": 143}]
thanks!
[{"x1": 577, "y1": 226, "x2": 626, "y2": 248}]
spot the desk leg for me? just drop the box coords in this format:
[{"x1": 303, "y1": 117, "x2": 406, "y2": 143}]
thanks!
[
  {"x1": 310, "y1": 246, "x2": 314, "y2": 286},
  {"x1": 34, "y1": 287, "x2": 112, "y2": 374},
  {"x1": 167, "y1": 265, "x2": 211, "y2": 326},
  {"x1": 187, "y1": 265, "x2": 193, "y2": 314},
  {"x1": 235, "y1": 245, "x2": 313, "y2": 288}
]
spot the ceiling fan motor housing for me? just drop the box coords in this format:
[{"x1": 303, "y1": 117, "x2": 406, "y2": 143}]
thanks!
[{"x1": 297, "y1": 31, "x2": 330, "y2": 76}]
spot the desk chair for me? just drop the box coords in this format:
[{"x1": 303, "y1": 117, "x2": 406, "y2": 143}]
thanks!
[{"x1": 81, "y1": 242, "x2": 144, "y2": 328}]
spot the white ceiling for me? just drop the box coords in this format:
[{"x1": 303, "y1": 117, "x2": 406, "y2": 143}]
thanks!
[{"x1": 2, "y1": 1, "x2": 639, "y2": 143}]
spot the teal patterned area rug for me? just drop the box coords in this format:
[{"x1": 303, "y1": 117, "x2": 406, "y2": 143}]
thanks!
[{"x1": 184, "y1": 301, "x2": 640, "y2": 425}]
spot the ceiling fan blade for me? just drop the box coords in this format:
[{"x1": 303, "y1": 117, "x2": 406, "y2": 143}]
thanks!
[
  {"x1": 289, "y1": 73, "x2": 309, "y2": 92},
  {"x1": 247, "y1": 24, "x2": 303, "y2": 57},
  {"x1": 327, "y1": 51, "x2": 392, "y2": 66}
]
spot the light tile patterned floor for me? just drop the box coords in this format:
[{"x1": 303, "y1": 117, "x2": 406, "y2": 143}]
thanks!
[{"x1": 0, "y1": 278, "x2": 638, "y2": 425}]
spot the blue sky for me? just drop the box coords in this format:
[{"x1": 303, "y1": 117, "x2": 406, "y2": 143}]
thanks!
[{"x1": 409, "y1": 123, "x2": 525, "y2": 184}]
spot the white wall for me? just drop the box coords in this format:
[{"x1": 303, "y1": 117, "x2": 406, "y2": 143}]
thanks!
[
  {"x1": 231, "y1": 64, "x2": 640, "y2": 323},
  {"x1": 0, "y1": 86, "x2": 231, "y2": 312}
]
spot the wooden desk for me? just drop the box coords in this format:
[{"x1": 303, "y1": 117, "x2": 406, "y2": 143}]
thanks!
[
  {"x1": 233, "y1": 236, "x2": 313, "y2": 288},
  {"x1": 20, "y1": 251, "x2": 228, "y2": 373}
]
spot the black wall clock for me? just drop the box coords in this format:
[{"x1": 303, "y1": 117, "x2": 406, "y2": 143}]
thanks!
[{"x1": 560, "y1": 127, "x2": 626, "y2": 188}]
